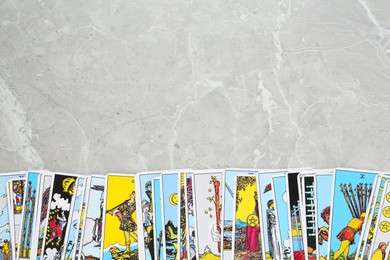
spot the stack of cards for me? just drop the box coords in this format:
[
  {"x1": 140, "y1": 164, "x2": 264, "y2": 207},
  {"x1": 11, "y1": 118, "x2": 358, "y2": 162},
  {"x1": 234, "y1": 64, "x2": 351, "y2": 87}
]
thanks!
[{"x1": 1, "y1": 168, "x2": 390, "y2": 260}]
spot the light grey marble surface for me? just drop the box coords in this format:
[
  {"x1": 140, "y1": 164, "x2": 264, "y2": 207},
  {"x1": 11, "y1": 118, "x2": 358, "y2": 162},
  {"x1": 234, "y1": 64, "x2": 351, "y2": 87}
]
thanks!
[{"x1": 1, "y1": 0, "x2": 390, "y2": 175}]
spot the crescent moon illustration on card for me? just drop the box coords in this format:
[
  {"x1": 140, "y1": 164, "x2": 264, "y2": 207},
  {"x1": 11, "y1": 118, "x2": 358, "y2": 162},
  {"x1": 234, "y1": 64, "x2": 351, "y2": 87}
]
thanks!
[{"x1": 169, "y1": 193, "x2": 178, "y2": 205}]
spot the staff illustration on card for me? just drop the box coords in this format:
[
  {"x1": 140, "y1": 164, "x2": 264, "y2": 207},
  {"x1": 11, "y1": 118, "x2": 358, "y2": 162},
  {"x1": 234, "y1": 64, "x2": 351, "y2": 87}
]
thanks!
[
  {"x1": 193, "y1": 171, "x2": 223, "y2": 260},
  {"x1": 328, "y1": 169, "x2": 377, "y2": 260},
  {"x1": 18, "y1": 172, "x2": 41, "y2": 260}
]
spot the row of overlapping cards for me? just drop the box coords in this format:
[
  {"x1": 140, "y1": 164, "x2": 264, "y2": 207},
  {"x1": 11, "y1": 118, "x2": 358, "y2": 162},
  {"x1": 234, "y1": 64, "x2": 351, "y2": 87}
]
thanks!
[{"x1": 0, "y1": 168, "x2": 389, "y2": 260}]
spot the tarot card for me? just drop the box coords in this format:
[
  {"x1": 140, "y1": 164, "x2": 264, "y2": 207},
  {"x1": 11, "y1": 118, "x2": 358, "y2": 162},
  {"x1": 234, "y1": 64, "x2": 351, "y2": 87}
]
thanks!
[
  {"x1": 0, "y1": 172, "x2": 26, "y2": 260},
  {"x1": 63, "y1": 176, "x2": 87, "y2": 260},
  {"x1": 185, "y1": 172, "x2": 196, "y2": 260},
  {"x1": 135, "y1": 171, "x2": 161, "y2": 260},
  {"x1": 232, "y1": 175, "x2": 262, "y2": 259},
  {"x1": 286, "y1": 171, "x2": 306, "y2": 260},
  {"x1": 314, "y1": 171, "x2": 334, "y2": 260},
  {"x1": 221, "y1": 169, "x2": 258, "y2": 259},
  {"x1": 6, "y1": 178, "x2": 25, "y2": 260},
  {"x1": 80, "y1": 175, "x2": 105, "y2": 260},
  {"x1": 41, "y1": 173, "x2": 78, "y2": 260},
  {"x1": 258, "y1": 170, "x2": 289, "y2": 260},
  {"x1": 356, "y1": 175, "x2": 389, "y2": 260},
  {"x1": 328, "y1": 169, "x2": 378, "y2": 260},
  {"x1": 179, "y1": 172, "x2": 189, "y2": 260},
  {"x1": 152, "y1": 177, "x2": 164, "y2": 260},
  {"x1": 300, "y1": 173, "x2": 317, "y2": 260},
  {"x1": 193, "y1": 169, "x2": 224, "y2": 260},
  {"x1": 102, "y1": 174, "x2": 138, "y2": 260},
  {"x1": 367, "y1": 180, "x2": 390, "y2": 260},
  {"x1": 18, "y1": 171, "x2": 42, "y2": 259},
  {"x1": 34, "y1": 173, "x2": 53, "y2": 260},
  {"x1": 272, "y1": 174, "x2": 290, "y2": 260},
  {"x1": 74, "y1": 178, "x2": 90, "y2": 260},
  {"x1": 161, "y1": 171, "x2": 180, "y2": 260}
]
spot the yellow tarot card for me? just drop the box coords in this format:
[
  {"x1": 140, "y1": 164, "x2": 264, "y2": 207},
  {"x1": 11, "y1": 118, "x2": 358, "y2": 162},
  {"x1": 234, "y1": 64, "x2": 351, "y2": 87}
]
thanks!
[
  {"x1": 102, "y1": 174, "x2": 138, "y2": 260},
  {"x1": 233, "y1": 175, "x2": 262, "y2": 259}
]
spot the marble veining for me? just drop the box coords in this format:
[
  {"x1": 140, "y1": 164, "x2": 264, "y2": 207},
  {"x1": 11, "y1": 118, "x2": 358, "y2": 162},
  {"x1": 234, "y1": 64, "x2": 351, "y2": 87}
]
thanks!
[{"x1": 0, "y1": 0, "x2": 390, "y2": 174}]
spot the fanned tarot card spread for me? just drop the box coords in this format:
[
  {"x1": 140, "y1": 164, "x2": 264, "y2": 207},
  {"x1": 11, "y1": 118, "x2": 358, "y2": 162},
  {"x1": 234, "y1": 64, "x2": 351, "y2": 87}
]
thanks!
[
  {"x1": 356, "y1": 175, "x2": 389, "y2": 260},
  {"x1": 257, "y1": 170, "x2": 287, "y2": 260},
  {"x1": 0, "y1": 172, "x2": 26, "y2": 260},
  {"x1": 63, "y1": 177, "x2": 87, "y2": 260},
  {"x1": 18, "y1": 172, "x2": 42, "y2": 259},
  {"x1": 136, "y1": 171, "x2": 161, "y2": 260},
  {"x1": 152, "y1": 177, "x2": 164, "y2": 260},
  {"x1": 314, "y1": 172, "x2": 334, "y2": 260},
  {"x1": 42, "y1": 173, "x2": 78, "y2": 260},
  {"x1": 102, "y1": 174, "x2": 138, "y2": 260},
  {"x1": 233, "y1": 175, "x2": 262, "y2": 260},
  {"x1": 328, "y1": 169, "x2": 378, "y2": 260},
  {"x1": 161, "y1": 172, "x2": 180, "y2": 260},
  {"x1": 193, "y1": 170, "x2": 223, "y2": 260},
  {"x1": 35, "y1": 173, "x2": 53, "y2": 260},
  {"x1": 185, "y1": 173, "x2": 196, "y2": 260},
  {"x1": 221, "y1": 169, "x2": 258, "y2": 260},
  {"x1": 80, "y1": 175, "x2": 105, "y2": 260},
  {"x1": 366, "y1": 179, "x2": 390, "y2": 260},
  {"x1": 6, "y1": 178, "x2": 25, "y2": 260}
]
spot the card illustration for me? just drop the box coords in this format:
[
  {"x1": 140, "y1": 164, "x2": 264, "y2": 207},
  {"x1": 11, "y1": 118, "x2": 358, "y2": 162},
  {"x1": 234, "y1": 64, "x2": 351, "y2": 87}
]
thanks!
[
  {"x1": 193, "y1": 171, "x2": 223, "y2": 260},
  {"x1": 7, "y1": 178, "x2": 25, "y2": 260},
  {"x1": 301, "y1": 175, "x2": 316, "y2": 260},
  {"x1": 355, "y1": 176, "x2": 385, "y2": 260},
  {"x1": 152, "y1": 178, "x2": 164, "y2": 260},
  {"x1": 329, "y1": 169, "x2": 377, "y2": 260},
  {"x1": 161, "y1": 172, "x2": 180, "y2": 260},
  {"x1": 18, "y1": 172, "x2": 41, "y2": 259},
  {"x1": 233, "y1": 175, "x2": 262, "y2": 259},
  {"x1": 42, "y1": 173, "x2": 78, "y2": 260},
  {"x1": 1, "y1": 172, "x2": 26, "y2": 260},
  {"x1": 315, "y1": 173, "x2": 333, "y2": 260},
  {"x1": 136, "y1": 172, "x2": 161, "y2": 260},
  {"x1": 74, "y1": 178, "x2": 89, "y2": 260},
  {"x1": 35, "y1": 174, "x2": 52, "y2": 260},
  {"x1": 102, "y1": 174, "x2": 138, "y2": 260},
  {"x1": 80, "y1": 176, "x2": 105, "y2": 260},
  {"x1": 64, "y1": 177, "x2": 86, "y2": 260},
  {"x1": 258, "y1": 171, "x2": 287, "y2": 260},
  {"x1": 221, "y1": 169, "x2": 257, "y2": 260},
  {"x1": 185, "y1": 173, "x2": 196, "y2": 260},
  {"x1": 368, "y1": 180, "x2": 390, "y2": 260},
  {"x1": 272, "y1": 174, "x2": 290, "y2": 260},
  {"x1": 286, "y1": 172, "x2": 305, "y2": 260},
  {"x1": 179, "y1": 172, "x2": 188, "y2": 260}
]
